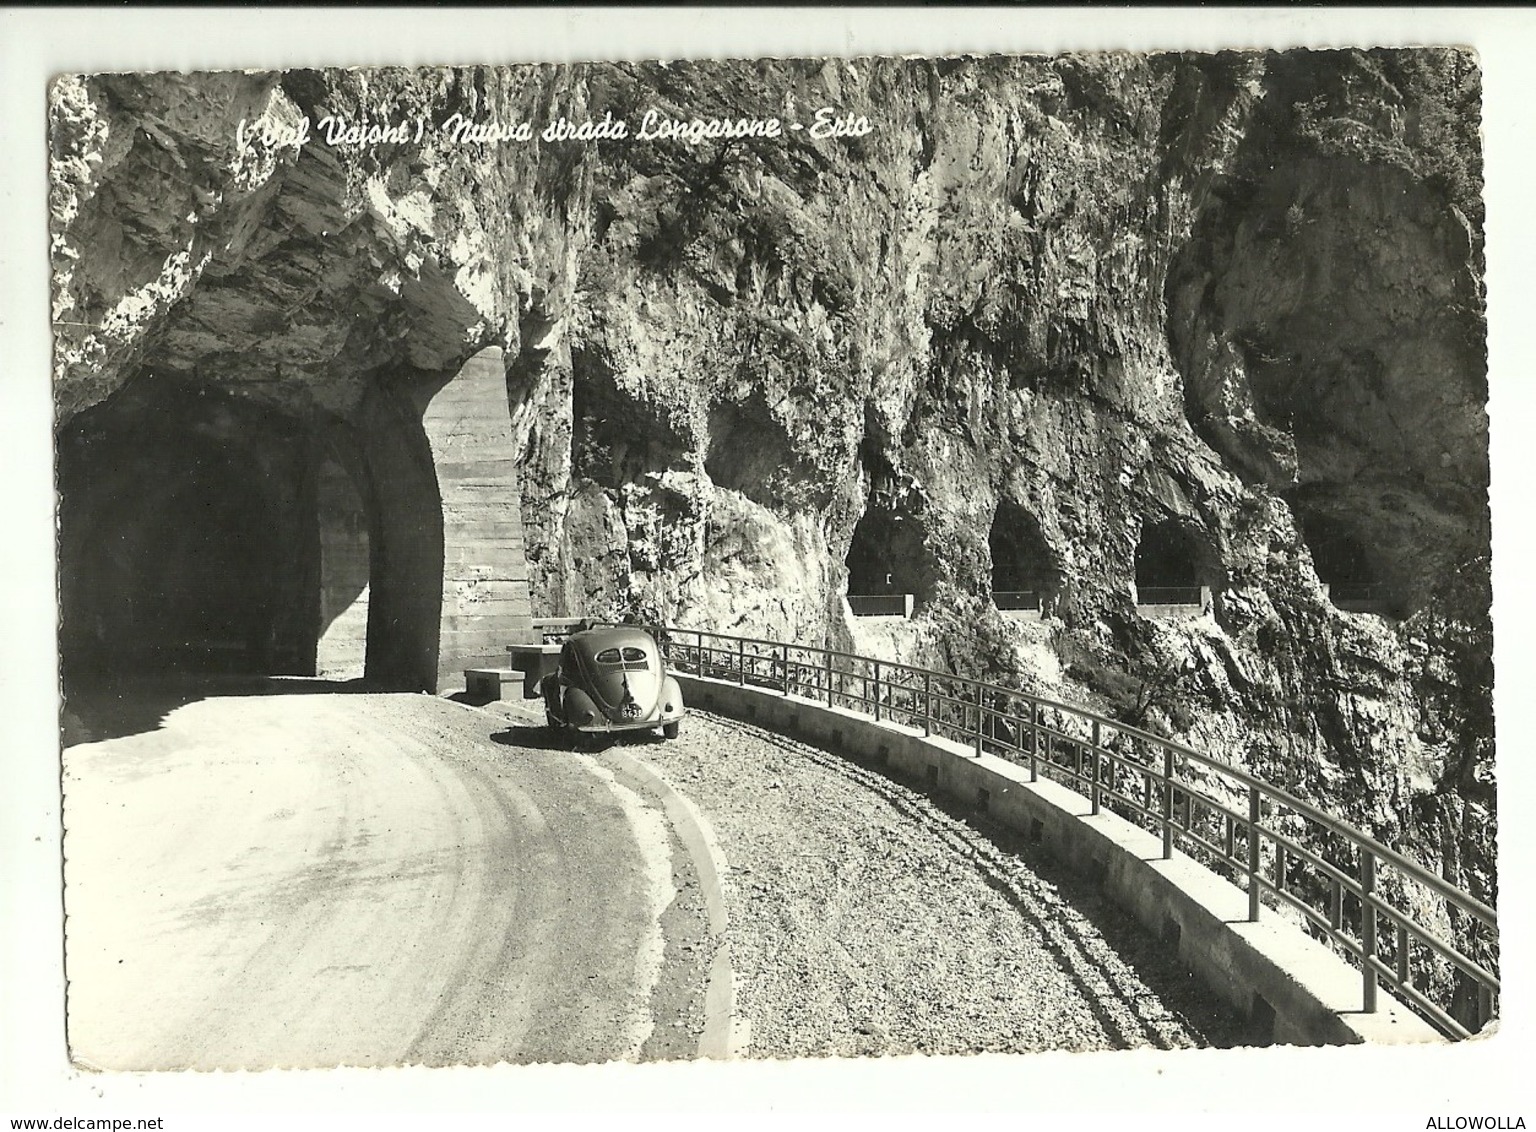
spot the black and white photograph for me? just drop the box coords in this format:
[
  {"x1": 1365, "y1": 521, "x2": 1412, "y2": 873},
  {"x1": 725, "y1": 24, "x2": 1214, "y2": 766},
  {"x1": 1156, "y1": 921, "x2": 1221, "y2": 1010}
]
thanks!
[{"x1": 3, "y1": 6, "x2": 1532, "y2": 1123}]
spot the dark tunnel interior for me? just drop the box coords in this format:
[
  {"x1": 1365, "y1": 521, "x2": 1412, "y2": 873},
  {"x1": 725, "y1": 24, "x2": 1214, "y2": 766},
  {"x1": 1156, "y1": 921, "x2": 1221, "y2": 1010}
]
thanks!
[
  {"x1": 989, "y1": 500, "x2": 1060, "y2": 598},
  {"x1": 1135, "y1": 521, "x2": 1203, "y2": 589},
  {"x1": 846, "y1": 506, "x2": 920, "y2": 597},
  {"x1": 57, "y1": 379, "x2": 319, "y2": 684},
  {"x1": 847, "y1": 506, "x2": 903, "y2": 595},
  {"x1": 1295, "y1": 508, "x2": 1378, "y2": 588}
]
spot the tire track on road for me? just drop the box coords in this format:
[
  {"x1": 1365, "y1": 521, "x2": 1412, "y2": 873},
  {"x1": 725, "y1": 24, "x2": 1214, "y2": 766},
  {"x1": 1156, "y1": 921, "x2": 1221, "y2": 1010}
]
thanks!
[{"x1": 65, "y1": 692, "x2": 678, "y2": 1069}]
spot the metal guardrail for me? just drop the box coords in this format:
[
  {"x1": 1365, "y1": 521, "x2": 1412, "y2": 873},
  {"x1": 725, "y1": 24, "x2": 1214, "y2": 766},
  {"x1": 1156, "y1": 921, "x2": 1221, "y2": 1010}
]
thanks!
[
  {"x1": 1135, "y1": 584, "x2": 1209, "y2": 608},
  {"x1": 846, "y1": 593, "x2": 915, "y2": 617},
  {"x1": 616, "y1": 622, "x2": 1498, "y2": 1040},
  {"x1": 531, "y1": 617, "x2": 587, "y2": 643},
  {"x1": 1322, "y1": 583, "x2": 1397, "y2": 615}
]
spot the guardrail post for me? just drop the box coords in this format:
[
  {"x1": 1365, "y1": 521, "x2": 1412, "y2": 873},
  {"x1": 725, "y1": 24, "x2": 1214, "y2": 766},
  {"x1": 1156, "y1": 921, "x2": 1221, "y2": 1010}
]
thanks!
[
  {"x1": 1247, "y1": 787, "x2": 1262, "y2": 921},
  {"x1": 1029, "y1": 706, "x2": 1039, "y2": 782},
  {"x1": 973, "y1": 687, "x2": 984, "y2": 758},
  {"x1": 1396, "y1": 923, "x2": 1410, "y2": 988},
  {"x1": 782, "y1": 642, "x2": 790, "y2": 694},
  {"x1": 872, "y1": 661, "x2": 882, "y2": 722},
  {"x1": 1090, "y1": 721, "x2": 1102, "y2": 815},
  {"x1": 923, "y1": 671, "x2": 933, "y2": 735},
  {"x1": 824, "y1": 648, "x2": 834, "y2": 707},
  {"x1": 1161, "y1": 749, "x2": 1175, "y2": 859},
  {"x1": 1362, "y1": 849, "x2": 1379, "y2": 1012},
  {"x1": 737, "y1": 636, "x2": 746, "y2": 686}
]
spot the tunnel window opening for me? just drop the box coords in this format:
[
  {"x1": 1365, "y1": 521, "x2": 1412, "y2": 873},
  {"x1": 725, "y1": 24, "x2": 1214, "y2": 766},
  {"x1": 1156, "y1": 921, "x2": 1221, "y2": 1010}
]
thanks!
[
  {"x1": 1294, "y1": 507, "x2": 1397, "y2": 614},
  {"x1": 1135, "y1": 521, "x2": 1219, "y2": 613},
  {"x1": 989, "y1": 500, "x2": 1060, "y2": 615},
  {"x1": 845, "y1": 504, "x2": 932, "y2": 617},
  {"x1": 1136, "y1": 522, "x2": 1199, "y2": 588},
  {"x1": 846, "y1": 510, "x2": 901, "y2": 594}
]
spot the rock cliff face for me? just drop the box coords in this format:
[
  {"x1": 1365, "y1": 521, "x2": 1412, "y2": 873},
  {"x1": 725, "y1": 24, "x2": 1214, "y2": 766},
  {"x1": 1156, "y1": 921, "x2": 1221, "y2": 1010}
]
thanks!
[{"x1": 51, "y1": 51, "x2": 1491, "y2": 956}]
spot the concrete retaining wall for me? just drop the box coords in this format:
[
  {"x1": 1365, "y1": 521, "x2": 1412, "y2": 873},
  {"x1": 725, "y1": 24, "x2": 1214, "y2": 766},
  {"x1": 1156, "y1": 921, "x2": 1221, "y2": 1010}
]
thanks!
[{"x1": 676, "y1": 670, "x2": 1443, "y2": 1048}]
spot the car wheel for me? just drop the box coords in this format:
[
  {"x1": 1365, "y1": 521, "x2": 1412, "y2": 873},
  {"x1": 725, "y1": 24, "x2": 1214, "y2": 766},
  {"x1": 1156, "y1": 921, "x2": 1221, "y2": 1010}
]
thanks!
[{"x1": 663, "y1": 721, "x2": 680, "y2": 740}]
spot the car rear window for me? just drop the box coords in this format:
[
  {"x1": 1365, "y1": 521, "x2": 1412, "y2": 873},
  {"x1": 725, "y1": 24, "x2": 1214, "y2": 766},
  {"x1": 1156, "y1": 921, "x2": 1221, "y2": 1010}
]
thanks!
[{"x1": 593, "y1": 644, "x2": 649, "y2": 665}]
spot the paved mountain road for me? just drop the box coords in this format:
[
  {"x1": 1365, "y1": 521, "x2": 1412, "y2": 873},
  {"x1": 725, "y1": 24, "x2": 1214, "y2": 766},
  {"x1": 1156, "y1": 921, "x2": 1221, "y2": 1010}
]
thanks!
[{"x1": 64, "y1": 690, "x2": 691, "y2": 1070}]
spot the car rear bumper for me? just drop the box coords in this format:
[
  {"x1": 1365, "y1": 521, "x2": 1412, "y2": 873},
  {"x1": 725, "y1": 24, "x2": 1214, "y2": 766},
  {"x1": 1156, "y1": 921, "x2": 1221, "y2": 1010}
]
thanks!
[{"x1": 570, "y1": 710, "x2": 685, "y2": 735}]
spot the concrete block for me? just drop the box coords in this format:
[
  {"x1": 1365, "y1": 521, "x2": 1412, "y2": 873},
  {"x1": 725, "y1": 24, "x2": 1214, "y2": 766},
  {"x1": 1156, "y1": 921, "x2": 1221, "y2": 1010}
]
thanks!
[
  {"x1": 464, "y1": 667, "x2": 518, "y2": 701},
  {"x1": 508, "y1": 643, "x2": 561, "y2": 698}
]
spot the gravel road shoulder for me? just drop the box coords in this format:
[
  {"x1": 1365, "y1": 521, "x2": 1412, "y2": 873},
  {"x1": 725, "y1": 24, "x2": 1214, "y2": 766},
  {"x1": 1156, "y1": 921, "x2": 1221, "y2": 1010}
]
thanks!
[{"x1": 629, "y1": 709, "x2": 1251, "y2": 1058}]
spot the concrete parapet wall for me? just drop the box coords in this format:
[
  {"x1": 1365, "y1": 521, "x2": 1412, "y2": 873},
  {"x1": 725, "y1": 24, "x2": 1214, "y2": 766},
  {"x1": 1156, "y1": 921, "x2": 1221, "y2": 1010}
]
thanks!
[{"x1": 675, "y1": 671, "x2": 1442, "y2": 1048}]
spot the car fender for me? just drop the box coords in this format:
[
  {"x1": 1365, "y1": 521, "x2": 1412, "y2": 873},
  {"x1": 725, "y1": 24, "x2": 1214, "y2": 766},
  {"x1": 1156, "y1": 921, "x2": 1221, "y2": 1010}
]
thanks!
[
  {"x1": 561, "y1": 685, "x2": 602, "y2": 728},
  {"x1": 659, "y1": 675, "x2": 685, "y2": 719}
]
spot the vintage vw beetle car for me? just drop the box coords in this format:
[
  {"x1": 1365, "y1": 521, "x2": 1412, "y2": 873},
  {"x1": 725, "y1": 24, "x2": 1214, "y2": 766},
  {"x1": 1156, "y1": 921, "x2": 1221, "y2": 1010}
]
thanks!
[{"x1": 539, "y1": 626, "x2": 685, "y2": 741}]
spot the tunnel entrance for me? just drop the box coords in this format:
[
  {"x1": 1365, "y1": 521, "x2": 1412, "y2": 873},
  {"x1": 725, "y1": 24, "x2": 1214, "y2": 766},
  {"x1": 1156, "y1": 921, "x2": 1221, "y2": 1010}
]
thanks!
[
  {"x1": 989, "y1": 500, "x2": 1060, "y2": 613},
  {"x1": 58, "y1": 378, "x2": 319, "y2": 685},
  {"x1": 844, "y1": 437, "x2": 939, "y2": 616},
  {"x1": 59, "y1": 349, "x2": 536, "y2": 698}
]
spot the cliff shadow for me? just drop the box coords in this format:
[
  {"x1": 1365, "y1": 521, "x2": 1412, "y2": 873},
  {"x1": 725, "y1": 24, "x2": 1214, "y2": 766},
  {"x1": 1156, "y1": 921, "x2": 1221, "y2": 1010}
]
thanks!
[{"x1": 60, "y1": 674, "x2": 380, "y2": 747}]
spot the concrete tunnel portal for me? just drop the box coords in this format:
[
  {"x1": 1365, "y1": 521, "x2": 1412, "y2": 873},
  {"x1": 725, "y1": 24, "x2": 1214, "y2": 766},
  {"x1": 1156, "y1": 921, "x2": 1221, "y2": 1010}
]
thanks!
[{"x1": 57, "y1": 347, "x2": 535, "y2": 695}]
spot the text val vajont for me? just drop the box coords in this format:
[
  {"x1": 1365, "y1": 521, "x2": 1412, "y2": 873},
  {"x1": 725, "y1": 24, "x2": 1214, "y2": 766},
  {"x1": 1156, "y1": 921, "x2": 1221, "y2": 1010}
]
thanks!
[{"x1": 237, "y1": 107, "x2": 874, "y2": 151}]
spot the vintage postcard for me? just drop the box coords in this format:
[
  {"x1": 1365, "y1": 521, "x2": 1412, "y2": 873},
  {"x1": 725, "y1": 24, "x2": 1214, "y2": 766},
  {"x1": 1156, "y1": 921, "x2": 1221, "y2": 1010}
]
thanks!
[{"x1": 6, "y1": 6, "x2": 1532, "y2": 1123}]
